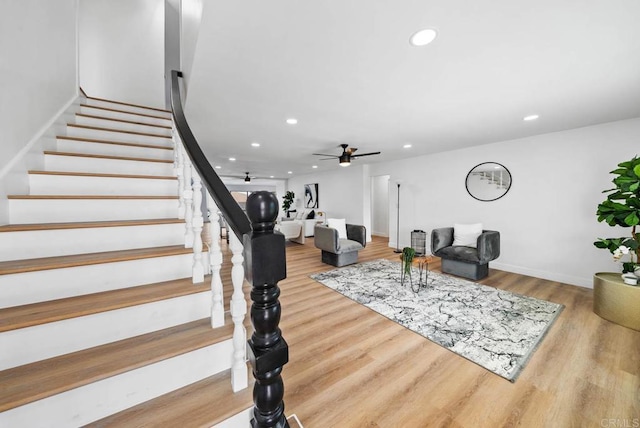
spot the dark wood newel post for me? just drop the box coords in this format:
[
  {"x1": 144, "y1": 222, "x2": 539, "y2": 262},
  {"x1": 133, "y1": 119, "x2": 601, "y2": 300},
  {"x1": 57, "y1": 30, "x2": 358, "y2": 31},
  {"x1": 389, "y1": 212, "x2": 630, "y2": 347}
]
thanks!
[{"x1": 244, "y1": 191, "x2": 290, "y2": 428}]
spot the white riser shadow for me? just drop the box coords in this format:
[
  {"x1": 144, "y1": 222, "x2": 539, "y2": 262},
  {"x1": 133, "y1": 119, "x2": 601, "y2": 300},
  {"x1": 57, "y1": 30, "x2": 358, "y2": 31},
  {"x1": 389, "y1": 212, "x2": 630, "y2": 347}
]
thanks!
[
  {"x1": 28, "y1": 173, "x2": 178, "y2": 196},
  {"x1": 75, "y1": 115, "x2": 172, "y2": 136},
  {"x1": 56, "y1": 138, "x2": 174, "y2": 160},
  {"x1": 79, "y1": 105, "x2": 171, "y2": 126},
  {"x1": 0, "y1": 340, "x2": 233, "y2": 428},
  {"x1": 0, "y1": 290, "x2": 211, "y2": 370},
  {"x1": 9, "y1": 198, "x2": 178, "y2": 223},
  {"x1": 84, "y1": 98, "x2": 172, "y2": 119},
  {"x1": 44, "y1": 153, "x2": 174, "y2": 176},
  {"x1": 0, "y1": 253, "x2": 195, "y2": 308},
  {"x1": 66, "y1": 124, "x2": 173, "y2": 146},
  {"x1": 0, "y1": 222, "x2": 185, "y2": 262}
]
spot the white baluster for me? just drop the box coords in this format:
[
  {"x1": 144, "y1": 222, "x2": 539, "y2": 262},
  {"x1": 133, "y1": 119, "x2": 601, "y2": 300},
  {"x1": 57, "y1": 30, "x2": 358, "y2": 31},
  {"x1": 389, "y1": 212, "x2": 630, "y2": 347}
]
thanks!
[
  {"x1": 207, "y1": 193, "x2": 224, "y2": 328},
  {"x1": 191, "y1": 165, "x2": 205, "y2": 283},
  {"x1": 229, "y1": 231, "x2": 248, "y2": 392},
  {"x1": 173, "y1": 130, "x2": 186, "y2": 219},
  {"x1": 183, "y1": 148, "x2": 194, "y2": 248}
]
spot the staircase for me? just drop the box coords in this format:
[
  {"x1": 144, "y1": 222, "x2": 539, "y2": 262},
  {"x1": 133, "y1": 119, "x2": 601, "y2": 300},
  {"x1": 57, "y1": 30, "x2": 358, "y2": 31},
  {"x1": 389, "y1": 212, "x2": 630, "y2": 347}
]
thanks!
[{"x1": 0, "y1": 96, "x2": 253, "y2": 426}]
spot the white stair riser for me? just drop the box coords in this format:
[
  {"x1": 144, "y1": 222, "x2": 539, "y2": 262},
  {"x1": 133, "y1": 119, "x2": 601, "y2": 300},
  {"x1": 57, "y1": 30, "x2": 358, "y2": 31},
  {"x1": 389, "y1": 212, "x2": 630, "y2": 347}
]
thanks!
[
  {"x1": 214, "y1": 408, "x2": 254, "y2": 428},
  {"x1": 0, "y1": 223, "x2": 185, "y2": 262},
  {"x1": 75, "y1": 115, "x2": 172, "y2": 137},
  {"x1": 44, "y1": 153, "x2": 174, "y2": 175},
  {"x1": 80, "y1": 105, "x2": 172, "y2": 126},
  {"x1": 67, "y1": 125, "x2": 173, "y2": 146},
  {"x1": 0, "y1": 253, "x2": 196, "y2": 308},
  {"x1": 84, "y1": 98, "x2": 172, "y2": 119},
  {"x1": 29, "y1": 174, "x2": 178, "y2": 196},
  {"x1": 0, "y1": 341, "x2": 233, "y2": 428},
  {"x1": 56, "y1": 138, "x2": 174, "y2": 160},
  {"x1": 0, "y1": 291, "x2": 212, "y2": 370},
  {"x1": 9, "y1": 198, "x2": 178, "y2": 223}
]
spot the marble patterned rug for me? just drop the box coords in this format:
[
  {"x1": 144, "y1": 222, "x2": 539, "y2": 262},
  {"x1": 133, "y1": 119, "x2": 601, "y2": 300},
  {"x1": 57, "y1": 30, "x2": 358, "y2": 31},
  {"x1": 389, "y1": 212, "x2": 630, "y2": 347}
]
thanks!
[{"x1": 310, "y1": 259, "x2": 564, "y2": 382}]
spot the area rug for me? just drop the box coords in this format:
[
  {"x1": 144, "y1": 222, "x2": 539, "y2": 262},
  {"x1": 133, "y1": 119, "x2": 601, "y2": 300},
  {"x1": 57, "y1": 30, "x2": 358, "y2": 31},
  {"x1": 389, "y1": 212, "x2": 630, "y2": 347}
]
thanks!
[{"x1": 310, "y1": 259, "x2": 563, "y2": 382}]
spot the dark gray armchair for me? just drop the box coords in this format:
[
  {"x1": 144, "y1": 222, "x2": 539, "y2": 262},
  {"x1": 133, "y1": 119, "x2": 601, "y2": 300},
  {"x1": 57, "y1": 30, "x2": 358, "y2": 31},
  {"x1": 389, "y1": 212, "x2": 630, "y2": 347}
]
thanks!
[
  {"x1": 314, "y1": 223, "x2": 366, "y2": 267},
  {"x1": 431, "y1": 227, "x2": 500, "y2": 280}
]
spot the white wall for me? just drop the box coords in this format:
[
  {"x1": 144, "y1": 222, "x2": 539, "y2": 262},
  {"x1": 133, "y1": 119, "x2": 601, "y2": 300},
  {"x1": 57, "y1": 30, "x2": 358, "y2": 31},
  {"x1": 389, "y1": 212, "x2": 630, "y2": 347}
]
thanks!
[
  {"x1": 180, "y1": 0, "x2": 204, "y2": 93},
  {"x1": 79, "y1": 0, "x2": 165, "y2": 108},
  {"x1": 369, "y1": 118, "x2": 640, "y2": 288},
  {"x1": 0, "y1": 0, "x2": 79, "y2": 223},
  {"x1": 288, "y1": 165, "x2": 367, "y2": 236}
]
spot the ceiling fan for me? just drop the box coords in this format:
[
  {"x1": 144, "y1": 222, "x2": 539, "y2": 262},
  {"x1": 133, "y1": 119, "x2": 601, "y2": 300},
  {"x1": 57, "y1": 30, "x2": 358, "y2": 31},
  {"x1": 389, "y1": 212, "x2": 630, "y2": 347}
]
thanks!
[{"x1": 313, "y1": 144, "x2": 381, "y2": 167}]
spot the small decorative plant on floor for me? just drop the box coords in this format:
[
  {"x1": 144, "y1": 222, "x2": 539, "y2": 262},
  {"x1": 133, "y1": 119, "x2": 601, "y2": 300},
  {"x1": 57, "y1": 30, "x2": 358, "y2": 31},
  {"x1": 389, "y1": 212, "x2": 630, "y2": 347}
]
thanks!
[
  {"x1": 282, "y1": 191, "x2": 295, "y2": 217},
  {"x1": 402, "y1": 247, "x2": 416, "y2": 275},
  {"x1": 594, "y1": 156, "x2": 640, "y2": 273}
]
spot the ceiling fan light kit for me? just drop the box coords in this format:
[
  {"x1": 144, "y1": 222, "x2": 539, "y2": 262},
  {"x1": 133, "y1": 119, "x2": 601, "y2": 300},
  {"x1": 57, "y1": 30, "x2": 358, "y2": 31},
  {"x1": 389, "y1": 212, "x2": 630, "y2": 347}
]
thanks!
[{"x1": 313, "y1": 143, "x2": 381, "y2": 167}]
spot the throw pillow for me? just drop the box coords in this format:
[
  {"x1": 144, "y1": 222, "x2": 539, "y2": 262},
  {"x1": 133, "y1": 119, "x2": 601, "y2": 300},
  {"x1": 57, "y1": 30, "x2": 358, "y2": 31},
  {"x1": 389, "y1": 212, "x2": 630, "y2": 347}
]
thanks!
[
  {"x1": 452, "y1": 223, "x2": 483, "y2": 248},
  {"x1": 327, "y1": 218, "x2": 347, "y2": 239},
  {"x1": 306, "y1": 210, "x2": 315, "y2": 219},
  {"x1": 295, "y1": 210, "x2": 304, "y2": 220}
]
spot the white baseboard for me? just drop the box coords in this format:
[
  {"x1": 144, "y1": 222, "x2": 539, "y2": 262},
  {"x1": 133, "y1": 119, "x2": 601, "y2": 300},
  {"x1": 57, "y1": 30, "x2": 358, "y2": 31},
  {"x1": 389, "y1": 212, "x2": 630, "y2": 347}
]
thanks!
[{"x1": 490, "y1": 261, "x2": 593, "y2": 289}]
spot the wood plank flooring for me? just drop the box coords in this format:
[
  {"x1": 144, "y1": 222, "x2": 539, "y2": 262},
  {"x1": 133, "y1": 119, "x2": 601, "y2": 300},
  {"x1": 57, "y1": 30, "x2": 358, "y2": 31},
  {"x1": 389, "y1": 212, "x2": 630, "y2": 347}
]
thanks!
[{"x1": 258, "y1": 235, "x2": 639, "y2": 427}]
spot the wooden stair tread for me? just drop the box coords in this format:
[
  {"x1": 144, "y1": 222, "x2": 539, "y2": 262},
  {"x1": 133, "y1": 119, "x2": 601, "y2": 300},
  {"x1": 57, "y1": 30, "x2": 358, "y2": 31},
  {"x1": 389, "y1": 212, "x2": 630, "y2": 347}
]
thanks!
[
  {"x1": 0, "y1": 218, "x2": 184, "y2": 233},
  {"x1": 79, "y1": 104, "x2": 172, "y2": 122},
  {"x1": 44, "y1": 150, "x2": 174, "y2": 163},
  {"x1": 67, "y1": 123, "x2": 170, "y2": 139},
  {"x1": 85, "y1": 96, "x2": 171, "y2": 114},
  {"x1": 76, "y1": 113, "x2": 172, "y2": 129},
  {"x1": 57, "y1": 135, "x2": 173, "y2": 151},
  {"x1": 0, "y1": 274, "x2": 210, "y2": 332},
  {"x1": 86, "y1": 369, "x2": 253, "y2": 427},
  {"x1": 28, "y1": 170, "x2": 177, "y2": 180},
  {"x1": 8, "y1": 195, "x2": 178, "y2": 200},
  {"x1": 0, "y1": 245, "x2": 195, "y2": 276},
  {"x1": 0, "y1": 316, "x2": 233, "y2": 412}
]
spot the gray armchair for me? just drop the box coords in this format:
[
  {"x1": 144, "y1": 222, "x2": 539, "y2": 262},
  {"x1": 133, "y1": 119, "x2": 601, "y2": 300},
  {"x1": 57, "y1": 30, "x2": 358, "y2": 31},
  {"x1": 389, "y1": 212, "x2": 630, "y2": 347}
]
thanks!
[
  {"x1": 431, "y1": 227, "x2": 500, "y2": 280},
  {"x1": 314, "y1": 223, "x2": 366, "y2": 267}
]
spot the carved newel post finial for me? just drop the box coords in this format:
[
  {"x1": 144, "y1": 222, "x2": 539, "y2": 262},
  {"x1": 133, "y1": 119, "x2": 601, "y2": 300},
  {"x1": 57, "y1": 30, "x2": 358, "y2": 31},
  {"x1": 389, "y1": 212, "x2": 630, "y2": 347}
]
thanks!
[{"x1": 244, "y1": 191, "x2": 289, "y2": 428}]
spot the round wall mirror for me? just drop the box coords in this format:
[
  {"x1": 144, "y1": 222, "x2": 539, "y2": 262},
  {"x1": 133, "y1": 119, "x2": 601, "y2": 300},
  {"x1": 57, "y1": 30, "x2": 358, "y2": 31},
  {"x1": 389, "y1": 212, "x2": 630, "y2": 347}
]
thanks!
[{"x1": 465, "y1": 162, "x2": 512, "y2": 201}]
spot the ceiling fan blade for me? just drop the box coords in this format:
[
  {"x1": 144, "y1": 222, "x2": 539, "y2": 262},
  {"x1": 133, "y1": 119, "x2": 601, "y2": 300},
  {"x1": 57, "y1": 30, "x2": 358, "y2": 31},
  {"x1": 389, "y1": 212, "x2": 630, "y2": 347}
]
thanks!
[
  {"x1": 351, "y1": 151, "x2": 381, "y2": 158},
  {"x1": 318, "y1": 157, "x2": 336, "y2": 161},
  {"x1": 312, "y1": 153, "x2": 339, "y2": 157}
]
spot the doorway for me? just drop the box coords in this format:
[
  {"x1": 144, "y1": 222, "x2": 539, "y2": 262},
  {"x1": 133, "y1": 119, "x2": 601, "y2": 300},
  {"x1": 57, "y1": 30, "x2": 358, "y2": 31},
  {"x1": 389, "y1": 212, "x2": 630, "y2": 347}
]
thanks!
[{"x1": 371, "y1": 175, "x2": 390, "y2": 237}]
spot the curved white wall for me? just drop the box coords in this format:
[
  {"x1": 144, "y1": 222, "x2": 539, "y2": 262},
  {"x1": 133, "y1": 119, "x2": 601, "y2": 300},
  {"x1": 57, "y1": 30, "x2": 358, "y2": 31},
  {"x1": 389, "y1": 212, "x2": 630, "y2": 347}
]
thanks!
[
  {"x1": 79, "y1": 0, "x2": 165, "y2": 108},
  {"x1": 0, "y1": 0, "x2": 78, "y2": 175}
]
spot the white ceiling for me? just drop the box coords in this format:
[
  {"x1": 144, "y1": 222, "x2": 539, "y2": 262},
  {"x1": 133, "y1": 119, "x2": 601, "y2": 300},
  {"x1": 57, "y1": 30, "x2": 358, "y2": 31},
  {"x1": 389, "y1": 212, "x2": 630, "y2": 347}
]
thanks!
[{"x1": 184, "y1": 0, "x2": 640, "y2": 180}]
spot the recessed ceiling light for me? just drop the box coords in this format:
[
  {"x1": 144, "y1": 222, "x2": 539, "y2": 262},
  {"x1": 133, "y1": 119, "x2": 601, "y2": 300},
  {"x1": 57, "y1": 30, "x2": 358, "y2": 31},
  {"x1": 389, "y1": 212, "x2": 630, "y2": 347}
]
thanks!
[
  {"x1": 251, "y1": 142, "x2": 260, "y2": 147},
  {"x1": 286, "y1": 118, "x2": 298, "y2": 125},
  {"x1": 287, "y1": 171, "x2": 293, "y2": 174},
  {"x1": 269, "y1": 175, "x2": 274, "y2": 178},
  {"x1": 523, "y1": 114, "x2": 539, "y2": 121},
  {"x1": 403, "y1": 144, "x2": 412, "y2": 149},
  {"x1": 215, "y1": 165, "x2": 221, "y2": 169},
  {"x1": 410, "y1": 28, "x2": 437, "y2": 47},
  {"x1": 229, "y1": 157, "x2": 236, "y2": 161},
  {"x1": 312, "y1": 165, "x2": 318, "y2": 169}
]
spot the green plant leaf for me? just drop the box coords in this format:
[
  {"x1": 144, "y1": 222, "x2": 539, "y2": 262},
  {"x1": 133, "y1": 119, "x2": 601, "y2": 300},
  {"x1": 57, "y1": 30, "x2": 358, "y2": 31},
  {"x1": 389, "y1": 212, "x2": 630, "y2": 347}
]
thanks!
[
  {"x1": 624, "y1": 212, "x2": 640, "y2": 226},
  {"x1": 634, "y1": 164, "x2": 640, "y2": 178}
]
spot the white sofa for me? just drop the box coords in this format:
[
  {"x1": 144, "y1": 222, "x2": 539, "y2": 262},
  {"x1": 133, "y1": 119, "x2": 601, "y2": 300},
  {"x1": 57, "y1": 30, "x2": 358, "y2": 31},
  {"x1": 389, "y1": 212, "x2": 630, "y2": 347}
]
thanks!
[
  {"x1": 292, "y1": 210, "x2": 325, "y2": 237},
  {"x1": 274, "y1": 220, "x2": 305, "y2": 244}
]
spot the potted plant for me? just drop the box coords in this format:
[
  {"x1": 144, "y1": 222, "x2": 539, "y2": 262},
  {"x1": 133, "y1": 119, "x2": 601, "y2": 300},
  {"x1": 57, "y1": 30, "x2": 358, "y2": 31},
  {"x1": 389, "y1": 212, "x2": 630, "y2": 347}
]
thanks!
[
  {"x1": 282, "y1": 191, "x2": 295, "y2": 218},
  {"x1": 593, "y1": 155, "x2": 640, "y2": 276}
]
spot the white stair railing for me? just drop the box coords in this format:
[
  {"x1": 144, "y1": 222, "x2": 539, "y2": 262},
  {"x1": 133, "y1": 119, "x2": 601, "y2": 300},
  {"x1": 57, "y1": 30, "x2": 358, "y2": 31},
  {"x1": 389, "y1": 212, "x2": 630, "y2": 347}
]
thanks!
[
  {"x1": 229, "y1": 231, "x2": 248, "y2": 392},
  {"x1": 207, "y1": 193, "x2": 225, "y2": 328},
  {"x1": 182, "y1": 148, "x2": 195, "y2": 249},
  {"x1": 191, "y1": 167, "x2": 205, "y2": 283},
  {"x1": 173, "y1": 126, "x2": 186, "y2": 219}
]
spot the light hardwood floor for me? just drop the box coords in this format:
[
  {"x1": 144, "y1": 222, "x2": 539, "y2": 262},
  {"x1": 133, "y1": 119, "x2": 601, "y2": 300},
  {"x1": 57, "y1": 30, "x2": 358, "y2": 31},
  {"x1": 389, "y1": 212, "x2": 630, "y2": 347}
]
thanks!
[{"x1": 251, "y1": 235, "x2": 639, "y2": 428}]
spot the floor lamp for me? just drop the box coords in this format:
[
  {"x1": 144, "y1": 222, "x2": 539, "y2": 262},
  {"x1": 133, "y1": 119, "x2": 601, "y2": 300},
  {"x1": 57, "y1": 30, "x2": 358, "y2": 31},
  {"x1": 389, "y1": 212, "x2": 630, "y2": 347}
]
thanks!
[{"x1": 394, "y1": 182, "x2": 402, "y2": 253}]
